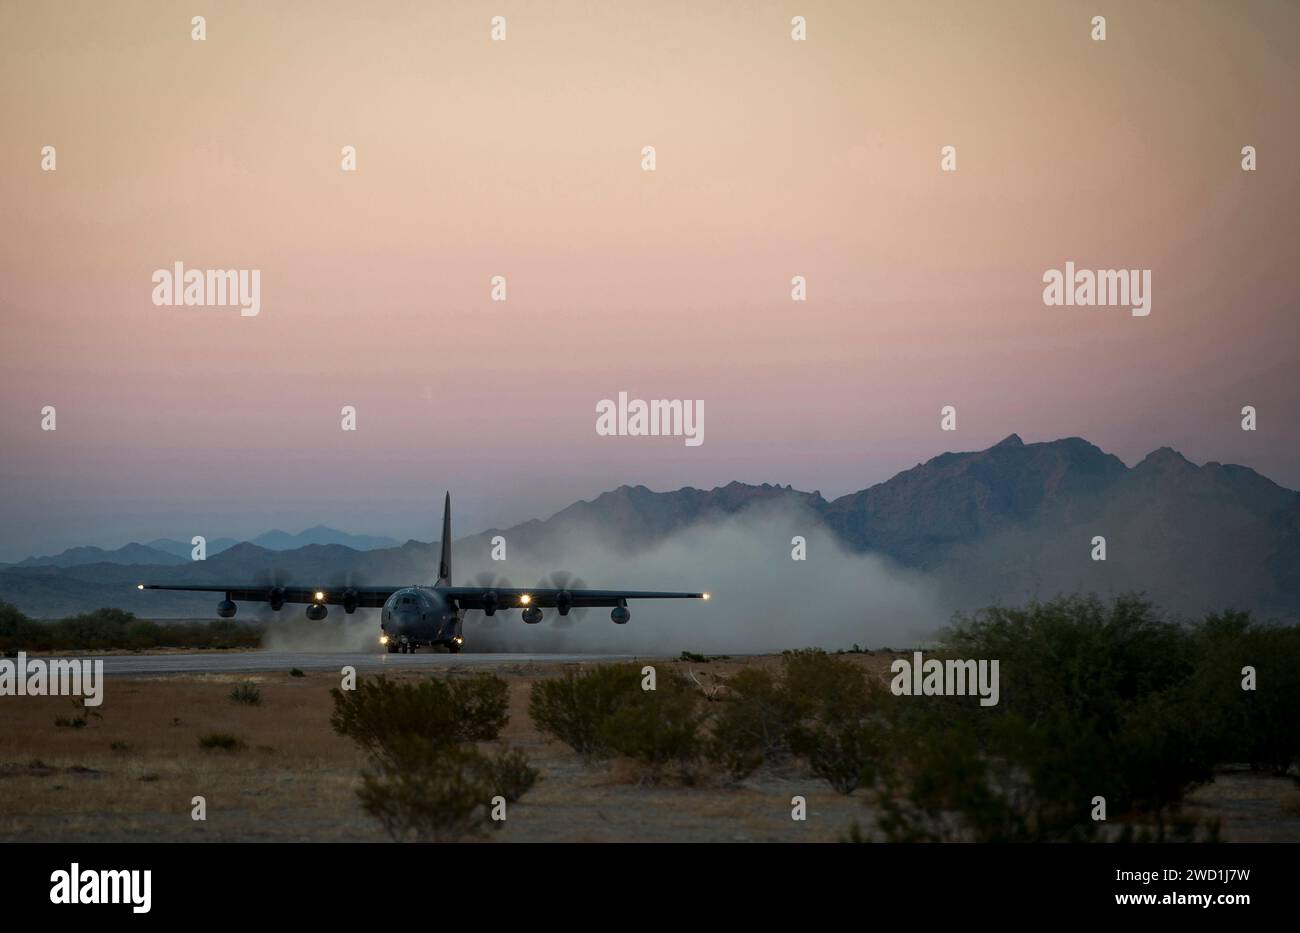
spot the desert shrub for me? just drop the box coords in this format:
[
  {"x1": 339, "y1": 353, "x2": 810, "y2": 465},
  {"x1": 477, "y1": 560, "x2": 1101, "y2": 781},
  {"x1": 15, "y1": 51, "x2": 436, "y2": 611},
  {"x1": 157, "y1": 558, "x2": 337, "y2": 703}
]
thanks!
[
  {"x1": 289, "y1": 668, "x2": 305, "y2": 678},
  {"x1": 781, "y1": 650, "x2": 878, "y2": 793},
  {"x1": 229, "y1": 682, "x2": 262, "y2": 706},
  {"x1": 357, "y1": 741, "x2": 536, "y2": 843},
  {"x1": 528, "y1": 663, "x2": 646, "y2": 756},
  {"x1": 861, "y1": 594, "x2": 1237, "y2": 841},
  {"x1": 942, "y1": 594, "x2": 1194, "y2": 728},
  {"x1": 331, "y1": 673, "x2": 535, "y2": 842},
  {"x1": 189, "y1": 618, "x2": 262, "y2": 649},
  {"x1": 707, "y1": 668, "x2": 791, "y2": 779},
  {"x1": 795, "y1": 718, "x2": 886, "y2": 795},
  {"x1": 788, "y1": 685, "x2": 891, "y2": 796},
  {"x1": 1188, "y1": 612, "x2": 1300, "y2": 775},
  {"x1": 52, "y1": 700, "x2": 100, "y2": 731},
  {"x1": 1113, "y1": 688, "x2": 1217, "y2": 813},
  {"x1": 478, "y1": 745, "x2": 539, "y2": 803},
  {"x1": 331, "y1": 673, "x2": 508, "y2": 767},
  {"x1": 0, "y1": 602, "x2": 25, "y2": 638},
  {"x1": 599, "y1": 672, "x2": 704, "y2": 783},
  {"x1": 941, "y1": 595, "x2": 1215, "y2": 812},
  {"x1": 707, "y1": 650, "x2": 876, "y2": 785},
  {"x1": 529, "y1": 663, "x2": 707, "y2": 781},
  {"x1": 0, "y1": 603, "x2": 263, "y2": 652},
  {"x1": 871, "y1": 712, "x2": 1224, "y2": 844},
  {"x1": 451, "y1": 673, "x2": 512, "y2": 740},
  {"x1": 0, "y1": 602, "x2": 47, "y2": 652},
  {"x1": 52, "y1": 608, "x2": 134, "y2": 651},
  {"x1": 867, "y1": 703, "x2": 1125, "y2": 843},
  {"x1": 780, "y1": 648, "x2": 872, "y2": 723},
  {"x1": 198, "y1": 733, "x2": 243, "y2": 750},
  {"x1": 125, "y1": 620, "x2": 163, "y2": 649}
]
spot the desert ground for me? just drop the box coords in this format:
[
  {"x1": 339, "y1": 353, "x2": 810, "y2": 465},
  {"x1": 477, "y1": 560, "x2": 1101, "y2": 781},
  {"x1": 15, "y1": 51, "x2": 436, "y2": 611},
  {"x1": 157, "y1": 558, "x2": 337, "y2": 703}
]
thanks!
[{"x1": 2, "y1": 652, "x2": 1298, "y2": 843}]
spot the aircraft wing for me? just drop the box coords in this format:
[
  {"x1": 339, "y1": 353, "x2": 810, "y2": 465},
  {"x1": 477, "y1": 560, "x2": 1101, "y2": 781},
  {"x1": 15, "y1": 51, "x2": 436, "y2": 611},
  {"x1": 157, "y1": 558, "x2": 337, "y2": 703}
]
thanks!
[
  {"x1": 137, "y1": 583, "x2": 400, "y2": 609},
  {"x1": 442, "y1": 587, "x2": 708, "y2": 611}
]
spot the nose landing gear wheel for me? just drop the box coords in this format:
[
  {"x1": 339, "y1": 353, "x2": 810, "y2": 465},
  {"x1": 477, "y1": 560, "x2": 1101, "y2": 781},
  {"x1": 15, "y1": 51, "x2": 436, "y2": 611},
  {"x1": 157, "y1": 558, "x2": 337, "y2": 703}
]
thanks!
[{"x1": 447, "y1": 642, "x2": 461, "y2": 654}]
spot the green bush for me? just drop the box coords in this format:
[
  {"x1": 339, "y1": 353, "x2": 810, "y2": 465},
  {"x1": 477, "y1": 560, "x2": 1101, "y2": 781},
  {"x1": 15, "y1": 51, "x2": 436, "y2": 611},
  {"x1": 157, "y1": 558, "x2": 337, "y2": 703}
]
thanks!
[
  {"x1": 357, "y1": 742, "x2": 537, "y2": 843},
  {"x1": 707, "y1": 668, "x2": 791, "y2": 779},
  {"x1": 1187, "y1": 612, "x2": 1300, "y2": 775},
  {"x1": 0, "y1": 602, "x2": 24, "y2": 638},
  {"x1": 0, "y1": 602, "x2": 263, "y2": 652},
  {"x1": 860, "y1": 595, "x2": 1252, "y2": 841},
  {"x1": 529, "y1": 663, "x2": 706, "y2": 781},
  {"x1": 942, "y1": 595, "x2": 1190, "y2": 722},
  {"x1": 707, "y1": 650, "x2": 878, "y2": 787},
  {"x1": 780, "y1": 648, "x2": 872, "y2": 723},
  {"x1": 329, "y1": 672, "x2": 534, "y2": 842},
  {"x1": 528, "y1": 663, "x2": 646, "y2": 756},
  {"x1": 331, "y1": 673, "x2": 509, "y2": 767},
  {"x1": 788, "y1": 693, "x2": 890, "y2": 795},
  {"x1": 198, "y1": 733, "x2": 243, "y2": 751},
  {"x1": 125, "y1": 620, "x2": 163, "y2": 649},
  {"x1": 479, "y1": 745, "x2": 540, "y2": 803},
  {"x1": 600, "y1": 672, "x2": 704, "y2": 783},
  {"x1": 229, "y1": 682, "x2": 262, "y2": 706}
]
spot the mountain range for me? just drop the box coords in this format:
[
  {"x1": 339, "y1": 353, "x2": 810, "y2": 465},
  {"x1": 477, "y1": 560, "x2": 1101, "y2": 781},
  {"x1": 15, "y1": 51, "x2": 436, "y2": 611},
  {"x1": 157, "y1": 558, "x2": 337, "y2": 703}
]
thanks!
[
  {"x1": 7, "y1": 526, "x2": 401, "y2": 568},
  {"x1": 2, "y1": 434, "x2": 1296, "y2": 621}
]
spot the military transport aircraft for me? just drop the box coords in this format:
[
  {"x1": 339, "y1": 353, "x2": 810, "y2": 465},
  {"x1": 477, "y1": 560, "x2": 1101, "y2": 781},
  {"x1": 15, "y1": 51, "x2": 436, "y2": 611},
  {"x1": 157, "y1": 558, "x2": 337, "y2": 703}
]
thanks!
[{"x1": 138, "y1": 493, "x2": 709, "y2": 653}]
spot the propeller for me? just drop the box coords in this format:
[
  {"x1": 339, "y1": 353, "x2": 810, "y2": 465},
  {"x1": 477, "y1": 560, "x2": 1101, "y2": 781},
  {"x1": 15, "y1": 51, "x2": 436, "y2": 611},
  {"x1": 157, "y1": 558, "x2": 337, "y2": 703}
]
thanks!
[
  {"x1": 325, "y1": 568, "x2": 370, "y2": 615},
  {"x1": 250, "y1": 569, "x2": 294, "y2": 621},
  {"x1": 472, "y1": 571, "x2": 514, "y2": 627},
  {"x1": 538, "y1": 570, "x2": 589, "y2": 627}
]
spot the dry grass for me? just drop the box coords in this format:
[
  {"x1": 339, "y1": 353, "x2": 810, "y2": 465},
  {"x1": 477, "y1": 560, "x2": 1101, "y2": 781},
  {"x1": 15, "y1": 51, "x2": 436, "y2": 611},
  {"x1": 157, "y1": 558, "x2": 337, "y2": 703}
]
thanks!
[{"x1": 1, "y1": 654, "x2": 1296, "y2": 842}]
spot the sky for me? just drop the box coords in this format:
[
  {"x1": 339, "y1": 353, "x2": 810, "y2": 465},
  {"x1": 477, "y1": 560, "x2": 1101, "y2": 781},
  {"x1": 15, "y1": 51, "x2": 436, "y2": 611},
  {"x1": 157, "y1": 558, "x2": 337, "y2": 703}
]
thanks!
[{"x1": 1, "y1": 0, "x2": 1297, "y2": 561}]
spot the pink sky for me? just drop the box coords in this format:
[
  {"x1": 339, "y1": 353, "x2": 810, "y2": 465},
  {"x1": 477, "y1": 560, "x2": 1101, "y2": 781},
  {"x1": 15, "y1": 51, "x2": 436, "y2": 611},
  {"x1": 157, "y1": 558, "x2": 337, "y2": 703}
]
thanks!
[{"x1": 1, "y1": 0, "x2": 1297, "y2": 559}]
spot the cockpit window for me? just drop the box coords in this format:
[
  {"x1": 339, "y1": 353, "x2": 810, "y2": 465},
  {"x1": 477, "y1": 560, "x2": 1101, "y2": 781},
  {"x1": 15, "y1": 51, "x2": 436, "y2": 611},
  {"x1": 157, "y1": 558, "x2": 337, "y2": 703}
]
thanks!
[{"x1": 400, "y1": 596, "x2": 415, "y2": 606}]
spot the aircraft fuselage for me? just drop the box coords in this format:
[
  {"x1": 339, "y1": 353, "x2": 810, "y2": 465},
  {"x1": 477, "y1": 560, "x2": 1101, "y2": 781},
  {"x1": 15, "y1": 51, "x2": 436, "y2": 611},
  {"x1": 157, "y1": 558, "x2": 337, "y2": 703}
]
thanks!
[{"x1": 380, "y1": 586, "x2": 461, "y2": 652}]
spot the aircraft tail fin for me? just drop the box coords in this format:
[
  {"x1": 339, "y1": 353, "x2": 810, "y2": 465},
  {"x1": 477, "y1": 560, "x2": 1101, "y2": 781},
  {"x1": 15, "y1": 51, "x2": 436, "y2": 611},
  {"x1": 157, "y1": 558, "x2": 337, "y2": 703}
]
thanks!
[{"x1": 438, "y1": 491, "x2": 452, "y2": 584}]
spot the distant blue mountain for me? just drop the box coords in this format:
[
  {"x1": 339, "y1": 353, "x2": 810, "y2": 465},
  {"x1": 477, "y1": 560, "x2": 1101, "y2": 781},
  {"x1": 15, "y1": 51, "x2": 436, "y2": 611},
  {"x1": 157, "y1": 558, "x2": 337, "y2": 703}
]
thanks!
[
  {"x1": 145, "y1": 538, "x2": 240, "y2": 559},
  {"x1": 16, "y1": 543, "x2": 189, "y2": 568},
  {"x1": 249, "y1": 526, "x2": 401, "y2": 551},
  {"x1": 13, "y1": 527, "x2": 400, "y2": 569}
]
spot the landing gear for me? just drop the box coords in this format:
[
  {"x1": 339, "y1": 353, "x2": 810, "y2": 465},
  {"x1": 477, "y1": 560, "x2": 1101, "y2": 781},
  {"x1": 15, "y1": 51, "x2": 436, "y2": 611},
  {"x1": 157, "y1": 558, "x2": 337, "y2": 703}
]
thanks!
[
  {"x1": 386, "y1": 642, "x2": 398, "y2": 654},
  {"x1": 446, "y1": 642, "x2": 461, "y2": 654}
]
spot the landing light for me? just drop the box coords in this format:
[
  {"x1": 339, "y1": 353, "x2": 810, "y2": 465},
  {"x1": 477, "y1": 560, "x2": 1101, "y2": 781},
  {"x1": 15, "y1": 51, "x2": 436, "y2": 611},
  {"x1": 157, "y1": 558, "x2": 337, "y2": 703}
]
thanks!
[
  {"x1": 380, "y1": 635, "x2": 390, "y2": 646},
  {"x1": 314, "y1": 591, "x2": 325, "y2": 602},
  {"x1": 703, "y1": 592, "x2": 711, "y2": 600},
  {"x1": 137, "y1": 584, "x2": 144, "y2": 590},
  {"x1": 453, "y1": 635, "x2": 464, "y2": 645},
  {"x1": 519, "y1": 594, "x2": 531, "y2": 605}
]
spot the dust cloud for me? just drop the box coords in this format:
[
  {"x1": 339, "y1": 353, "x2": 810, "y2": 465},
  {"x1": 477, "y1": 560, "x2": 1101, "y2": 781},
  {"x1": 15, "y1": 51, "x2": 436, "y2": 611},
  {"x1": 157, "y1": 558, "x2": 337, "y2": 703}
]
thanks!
[
  {"x1": 468, "y1": 500, "x2": 948, "y2": 654},
  {"x1": 262, "y1": 500, "x2": 951, "y2": 656}
]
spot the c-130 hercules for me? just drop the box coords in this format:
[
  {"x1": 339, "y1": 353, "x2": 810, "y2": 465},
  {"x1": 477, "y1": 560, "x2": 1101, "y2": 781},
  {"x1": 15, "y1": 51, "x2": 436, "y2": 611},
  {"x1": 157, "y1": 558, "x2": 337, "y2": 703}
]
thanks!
[{"x1": 139, "y1": 493, "x2": 709, "y2": 653}]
